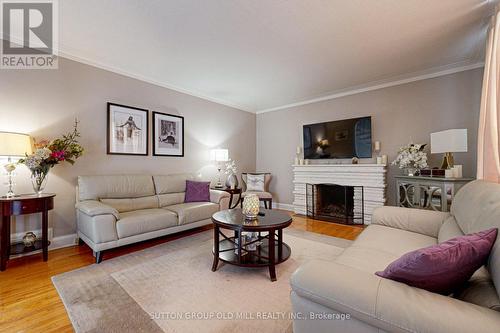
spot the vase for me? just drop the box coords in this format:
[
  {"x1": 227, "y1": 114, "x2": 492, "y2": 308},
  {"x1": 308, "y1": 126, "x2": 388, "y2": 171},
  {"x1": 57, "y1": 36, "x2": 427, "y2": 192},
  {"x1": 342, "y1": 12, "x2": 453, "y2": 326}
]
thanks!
[
  {"x1": 242, "y1": 194, "x2": 260, "y2": 219},
  {"x1": 31, "y1": 169, "x2": 49, "y2": 195},
  {"x1": 405, "y1": 167, "x2": 417, "y2": 176},
  {"x1": 225, "y1": 174, "x2": 239, "y2": 189}
]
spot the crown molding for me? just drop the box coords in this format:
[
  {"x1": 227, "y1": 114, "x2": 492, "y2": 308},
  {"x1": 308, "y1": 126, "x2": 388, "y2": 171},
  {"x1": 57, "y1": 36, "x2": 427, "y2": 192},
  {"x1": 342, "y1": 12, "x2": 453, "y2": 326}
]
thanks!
[
  {"x1": 255, "y1": 61, "x2": 485, "y2": 114},
  {"x1": 0, "y1": 34, "x2": 253, "y2": 113},
  {"x1": 58, "y1": 50, "x2": 254, "y2": 113},
  {"x1": 1, "y1": 36, "x2": 485, "y2": 115},
  {"x1": 0, "y1": 32, "x2": 255, "y2": 113}
]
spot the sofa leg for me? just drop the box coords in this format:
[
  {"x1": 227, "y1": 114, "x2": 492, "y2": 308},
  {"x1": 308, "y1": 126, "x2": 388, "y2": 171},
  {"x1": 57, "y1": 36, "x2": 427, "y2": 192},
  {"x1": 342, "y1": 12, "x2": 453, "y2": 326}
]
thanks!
[
  {"x1": 78, "y1": 238, "x2": 84, "y2": 246},
  {"x1": 95, "y1": 251, "x2": 103, "y2": 264},
  {"x1": 269, "y1": 199, "x2": 273, "y2": 209}
]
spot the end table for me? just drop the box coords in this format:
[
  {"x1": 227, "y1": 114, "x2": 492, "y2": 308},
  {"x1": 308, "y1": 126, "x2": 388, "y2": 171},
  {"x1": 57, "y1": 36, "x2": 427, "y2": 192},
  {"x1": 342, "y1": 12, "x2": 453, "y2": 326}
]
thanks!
[
  {"x1": 213, "y1": 187, "x2": 242, "y2": 209},
  {"x1": 395, "y1": 176, "x2": 474, "y2": 212},
  {"x1": 0, "y1": 194, "x2": 55, "y2": 271}
]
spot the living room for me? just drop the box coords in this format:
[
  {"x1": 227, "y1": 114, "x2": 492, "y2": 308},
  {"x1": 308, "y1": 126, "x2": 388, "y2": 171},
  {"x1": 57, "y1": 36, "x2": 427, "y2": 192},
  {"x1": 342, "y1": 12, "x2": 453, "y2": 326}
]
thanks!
[{"x1": 1, "y1": 1, "x2": 500, "y2": 332}]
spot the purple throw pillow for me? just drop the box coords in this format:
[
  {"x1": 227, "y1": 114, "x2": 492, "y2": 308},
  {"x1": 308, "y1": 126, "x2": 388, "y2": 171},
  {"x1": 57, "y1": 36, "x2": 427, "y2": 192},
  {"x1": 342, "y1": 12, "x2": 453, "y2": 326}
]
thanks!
[
  {"x1": 375, "y1": 228, "x2": 498, "y2": 295},
  {"x1": 184, "y1": 180, "x2": 210, "y2": 203}
]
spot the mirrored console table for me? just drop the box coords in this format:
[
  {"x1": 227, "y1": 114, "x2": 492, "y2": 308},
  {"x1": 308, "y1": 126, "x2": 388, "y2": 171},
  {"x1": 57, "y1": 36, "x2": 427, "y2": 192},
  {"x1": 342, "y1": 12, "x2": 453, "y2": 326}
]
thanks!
[{"x1": 395, "y1": 176, "x2": 474, "y2": 212}]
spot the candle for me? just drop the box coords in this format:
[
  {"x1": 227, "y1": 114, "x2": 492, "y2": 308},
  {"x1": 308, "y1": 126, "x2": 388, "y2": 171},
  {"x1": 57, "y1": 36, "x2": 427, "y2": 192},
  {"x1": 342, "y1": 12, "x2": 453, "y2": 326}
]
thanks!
[
  {"x1": 381, "y1": 155, "x2": 388, "y2": 165},
  {"x1": 453, "y1": 165, "x2": 463, "y2": 178},
  {"x1": 374, "y1": 141, "x2": 381, "y2": 151},
  {"x1": 376, "y1": 156, "x2": 383, "y2": 164},
  {"x1": 296, "y1": 146, "x2": 301, "y2": 155},
  {"x1": 242, "y1": 194, "x2": 260, "y2": 219}
]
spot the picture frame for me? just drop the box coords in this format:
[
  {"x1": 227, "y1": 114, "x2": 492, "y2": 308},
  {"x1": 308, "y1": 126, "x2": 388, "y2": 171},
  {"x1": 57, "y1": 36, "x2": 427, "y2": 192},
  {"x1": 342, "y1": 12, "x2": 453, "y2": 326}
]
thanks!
[
  {"x1": 152, "y1": 111, "x2": 184, "y2": 157},
  {"x1": 107, "y1": 103, "x2": 149, "y2": 155}
]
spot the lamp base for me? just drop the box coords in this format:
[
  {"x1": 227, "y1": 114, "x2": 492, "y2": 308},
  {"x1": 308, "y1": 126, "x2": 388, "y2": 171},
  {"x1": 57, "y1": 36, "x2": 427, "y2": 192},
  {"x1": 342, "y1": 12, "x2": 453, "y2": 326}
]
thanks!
[
  {"x1": 2, "y1": 194, "x2": 20, "y2": 198},
  {"x1": 440, "y1": 152, "x2": 454, "y2": 169}
]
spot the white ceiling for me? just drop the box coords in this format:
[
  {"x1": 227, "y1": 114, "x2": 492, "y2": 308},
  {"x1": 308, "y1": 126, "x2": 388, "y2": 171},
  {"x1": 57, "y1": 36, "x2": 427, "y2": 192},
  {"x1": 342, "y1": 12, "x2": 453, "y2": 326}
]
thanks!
[{"x1": 19, "y1": 1, "x2": 500, "y2": 112}]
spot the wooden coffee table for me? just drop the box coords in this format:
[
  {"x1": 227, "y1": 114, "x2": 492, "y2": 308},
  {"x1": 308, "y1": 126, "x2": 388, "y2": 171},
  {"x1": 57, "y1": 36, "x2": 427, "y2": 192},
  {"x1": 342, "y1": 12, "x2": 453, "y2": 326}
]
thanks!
[{"x1": 211, "y1": 209, "x2": 292, "y2": 281}]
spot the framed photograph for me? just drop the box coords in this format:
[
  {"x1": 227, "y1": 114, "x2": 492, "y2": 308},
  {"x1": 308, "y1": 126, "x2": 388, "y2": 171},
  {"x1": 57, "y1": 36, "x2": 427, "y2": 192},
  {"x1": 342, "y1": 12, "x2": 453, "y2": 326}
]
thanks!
[
  {"x1": 107, "y1": 103, "x2": 149, "y2": 155},
  {"x1": 152, "y1": 111, "x2": 184, "y2": 157}
]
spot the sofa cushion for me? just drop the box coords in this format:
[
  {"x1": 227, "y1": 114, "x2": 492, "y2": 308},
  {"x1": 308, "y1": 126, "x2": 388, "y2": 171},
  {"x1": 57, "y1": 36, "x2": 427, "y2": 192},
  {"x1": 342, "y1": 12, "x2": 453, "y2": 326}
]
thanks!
[
  {"x1": 165, "y1": 202, "x2": 219, "y2": 225},
  {"x1": 450, "y1": 180, "x2": 500, "y2": 299},
  {"x1": 116, "y1": 208, "x2": 178, "y2": 239},
  {"x1": 153, "y1": 174, "x2": 194, "y2": 194},
  {"x1": 351, "y1": 224, "x2": 437, "y2": 256},
  {"x1": 438, "y1": 216, "x2": 464, "y2": 243},
  {"x1": 335, "y1": 225, "x2": 437, "y2": 273},
  {"x1": 78, "y1": 175, "x2": 155, "y2": 201},
  {"x1": 158, "y1": 193, "x2": 185, "y2": 207},
  {"x1": 375, "y1": 228, "x2": 498, "y2": 295},
  {"x1": 184, "y1": 180, "x2": 210, "y2": 202},
  {"x1": 100, "y1": 195, "x2": 159, "y2": 213},
  {"x1": 454, "y1": 267, "x2": 500, "y2": 312}
]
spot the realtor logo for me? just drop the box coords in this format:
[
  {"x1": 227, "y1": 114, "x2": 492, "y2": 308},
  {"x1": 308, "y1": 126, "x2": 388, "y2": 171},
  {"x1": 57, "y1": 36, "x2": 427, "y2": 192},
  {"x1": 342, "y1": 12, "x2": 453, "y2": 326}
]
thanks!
[{"x1": 1, "y1": 0, "x2": 58, "y2": 69}]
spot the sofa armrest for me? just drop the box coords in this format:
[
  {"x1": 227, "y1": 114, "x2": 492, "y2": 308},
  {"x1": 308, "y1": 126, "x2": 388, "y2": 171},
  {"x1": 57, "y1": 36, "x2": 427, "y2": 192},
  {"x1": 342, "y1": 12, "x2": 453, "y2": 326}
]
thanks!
[
  {"x1": 291, "y1": 260, "x2": 500, "y2": 333},
  {"x1": 210, "y1": 189, "x2": 231, "y2": 210},
  {"x1": 372, "y1": 206, "x2": 449, "y2": 238},
  {"x1": 76, "y1": 200, "x2": 120, "y2": 219}
]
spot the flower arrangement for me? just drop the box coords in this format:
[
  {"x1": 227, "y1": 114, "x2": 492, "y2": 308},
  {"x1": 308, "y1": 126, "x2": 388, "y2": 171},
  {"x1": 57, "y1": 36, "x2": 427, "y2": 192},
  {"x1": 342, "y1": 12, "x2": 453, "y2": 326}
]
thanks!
[
  {"x1": 391, "y1": 143, "x2": 428, "y2": 175},
  {"x1": 19, "y1": 120, "x2": 84, "y2": 194},
  {"x1": 225, "y1": 159, "x2": 237, "y2": 175}
]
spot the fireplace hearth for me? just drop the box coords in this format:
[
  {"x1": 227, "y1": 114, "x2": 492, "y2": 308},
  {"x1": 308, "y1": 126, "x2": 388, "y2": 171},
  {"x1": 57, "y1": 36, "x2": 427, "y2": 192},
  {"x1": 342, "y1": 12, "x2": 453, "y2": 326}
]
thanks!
[{"x1": 306, "y1": 183, "x2": 364, "y2": 225}]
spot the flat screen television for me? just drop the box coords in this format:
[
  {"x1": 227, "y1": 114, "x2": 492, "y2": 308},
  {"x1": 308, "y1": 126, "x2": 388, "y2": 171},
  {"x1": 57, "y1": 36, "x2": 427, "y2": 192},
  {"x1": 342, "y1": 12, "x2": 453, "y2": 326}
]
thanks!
[{"x1": 303, "y1": 116, "x2": 372, "y2": 159}]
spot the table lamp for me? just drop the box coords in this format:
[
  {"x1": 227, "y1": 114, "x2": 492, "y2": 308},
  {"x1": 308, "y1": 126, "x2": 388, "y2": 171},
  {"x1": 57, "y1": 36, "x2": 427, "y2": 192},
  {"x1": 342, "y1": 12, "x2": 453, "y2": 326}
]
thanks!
[
  {"x1": 0, "y1": 132, "x2": 33, "y2": 197},
  {"x1": 210, "y1": 149, "x2": 229, "y2": 189},
  {"x1": 430, "y1": 129, "x2": 467, "y2": 169}
]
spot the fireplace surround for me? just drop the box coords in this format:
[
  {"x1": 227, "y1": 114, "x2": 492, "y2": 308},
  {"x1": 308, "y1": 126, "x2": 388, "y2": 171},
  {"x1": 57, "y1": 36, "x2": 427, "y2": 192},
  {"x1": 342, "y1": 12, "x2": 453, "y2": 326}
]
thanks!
[{"x1": 306, "y1": 183, "x2": 364, "y2": 225}]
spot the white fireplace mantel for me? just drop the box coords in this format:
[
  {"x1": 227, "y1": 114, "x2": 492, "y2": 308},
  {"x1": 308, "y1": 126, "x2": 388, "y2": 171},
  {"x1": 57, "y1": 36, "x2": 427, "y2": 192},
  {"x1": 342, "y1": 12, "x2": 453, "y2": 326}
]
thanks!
[{"x1": 292, "y1": 163, "x2": 387, "y2": 224}]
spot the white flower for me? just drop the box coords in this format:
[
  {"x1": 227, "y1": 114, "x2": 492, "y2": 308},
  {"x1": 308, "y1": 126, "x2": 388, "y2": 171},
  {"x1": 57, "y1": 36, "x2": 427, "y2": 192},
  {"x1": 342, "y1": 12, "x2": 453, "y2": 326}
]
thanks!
[
  {"x1": 391, "y1": 143, "x2": 428, "y2": 170},
  {"x1": 35, "y1": 147, "x2": 51, "y2": 160},
  {"x1": 25, "y1": 155, "x2": 41, "y2": 170},
  {"x1": 225, "y1": 159, "x2": 237, "y2": 175}
]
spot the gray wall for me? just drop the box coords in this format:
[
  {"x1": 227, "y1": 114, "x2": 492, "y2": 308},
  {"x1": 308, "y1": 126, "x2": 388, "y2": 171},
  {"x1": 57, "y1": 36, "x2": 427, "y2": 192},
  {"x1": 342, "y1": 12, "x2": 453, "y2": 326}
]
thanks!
[
  {"x1": 256, "y1": 68, "x2": 483, "y2": 206},
  {"x1": 0, "y1": 57, "x2": 256, "y2": 237}
]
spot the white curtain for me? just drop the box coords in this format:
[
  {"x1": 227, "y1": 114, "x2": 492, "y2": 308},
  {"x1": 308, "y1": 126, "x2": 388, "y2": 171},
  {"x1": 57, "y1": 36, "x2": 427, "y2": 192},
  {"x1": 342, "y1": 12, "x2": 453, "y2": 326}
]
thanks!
[{"x1": 477, "y1": 11, "x2": 500, "y2": 183}]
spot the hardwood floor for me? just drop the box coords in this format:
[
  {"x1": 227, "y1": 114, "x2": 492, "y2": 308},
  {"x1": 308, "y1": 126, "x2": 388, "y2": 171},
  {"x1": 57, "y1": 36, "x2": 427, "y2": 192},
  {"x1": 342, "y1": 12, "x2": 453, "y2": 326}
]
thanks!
[
  {"x1": 0, "y1": 212, "x2": 364, "y2": 333},
  {"x1": 291, "y1": 214, "x2": 364, "y2": 240}
]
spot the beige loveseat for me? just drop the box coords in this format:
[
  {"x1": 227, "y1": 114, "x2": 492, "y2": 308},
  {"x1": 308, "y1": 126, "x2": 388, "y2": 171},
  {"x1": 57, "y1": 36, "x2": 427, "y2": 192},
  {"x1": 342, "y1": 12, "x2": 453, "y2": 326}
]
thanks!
[
  {"x1": 291, "y1": 180, "x2": 500, "y2": 333},
  {"x1": 76, "y1": 174, "x2": 230, "y2": 263}
]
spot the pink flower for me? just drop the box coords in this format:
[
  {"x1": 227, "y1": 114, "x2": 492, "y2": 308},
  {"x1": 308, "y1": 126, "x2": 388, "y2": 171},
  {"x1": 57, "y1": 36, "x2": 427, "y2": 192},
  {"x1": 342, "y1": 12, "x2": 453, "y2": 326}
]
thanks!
[{"x1": 51, "y1": 150, "x2": 66, "y2": 161}]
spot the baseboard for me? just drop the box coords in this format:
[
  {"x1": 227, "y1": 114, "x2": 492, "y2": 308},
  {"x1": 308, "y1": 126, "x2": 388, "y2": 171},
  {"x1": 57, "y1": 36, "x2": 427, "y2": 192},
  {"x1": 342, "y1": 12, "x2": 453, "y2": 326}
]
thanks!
[
  {"x1": 50, "y1": 233, "x2": 79, "y2": 250},
  {"x1": 272, "y1": 202, "x2": 294, "y2": 211},
  {"x1": 9, "y1": 233, "x2": 78, "y2": 259}
]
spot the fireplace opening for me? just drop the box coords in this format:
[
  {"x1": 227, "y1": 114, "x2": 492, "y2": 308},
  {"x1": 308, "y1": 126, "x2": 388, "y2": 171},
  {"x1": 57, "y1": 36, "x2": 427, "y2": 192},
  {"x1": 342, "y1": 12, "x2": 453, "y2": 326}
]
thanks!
[{"x1": 306, "y1": 183, "x2": 364, "y2": 225}]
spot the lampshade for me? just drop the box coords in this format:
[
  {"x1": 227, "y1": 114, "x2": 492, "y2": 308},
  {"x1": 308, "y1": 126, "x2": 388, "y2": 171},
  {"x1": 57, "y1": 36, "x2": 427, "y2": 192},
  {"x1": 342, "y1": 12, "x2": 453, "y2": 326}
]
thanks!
[
  {"x1": 210, "y1": 149, "x2": 229, "y2": 162},
  {"x1": 0, "y1": 132, "x2": 33, "y2": 157},
  {"x1": 430, "y1": 129, "x2": 467, "y2": 154}
]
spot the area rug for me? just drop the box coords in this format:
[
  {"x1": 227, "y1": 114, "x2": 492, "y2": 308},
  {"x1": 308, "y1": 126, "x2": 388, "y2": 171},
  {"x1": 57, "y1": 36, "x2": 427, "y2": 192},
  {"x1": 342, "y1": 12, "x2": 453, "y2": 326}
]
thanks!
[{"x1": 52, "y1": 229, "x2": 352, "y2": 333}]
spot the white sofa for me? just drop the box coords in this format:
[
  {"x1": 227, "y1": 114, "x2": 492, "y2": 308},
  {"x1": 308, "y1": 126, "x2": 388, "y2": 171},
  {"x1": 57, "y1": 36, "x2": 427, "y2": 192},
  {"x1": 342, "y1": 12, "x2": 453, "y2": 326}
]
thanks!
[
  {"x1": 75, "y1": 173, "x2": 230, "y2": 263},
  {"x1": 291, "y1": 180, "x2": 500, "y2": 333}
]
